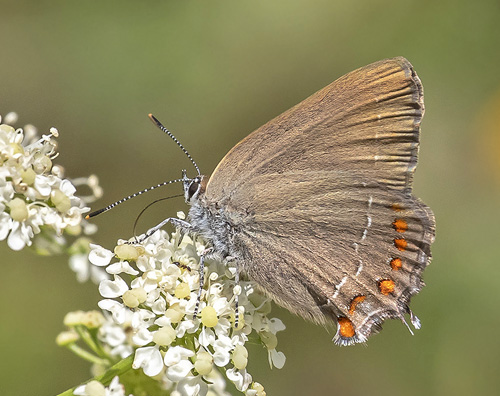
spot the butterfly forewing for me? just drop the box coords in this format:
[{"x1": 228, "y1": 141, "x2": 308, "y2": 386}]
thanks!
[{"x1": 206, "y1": 57, "x2": 424, "y2": 198}]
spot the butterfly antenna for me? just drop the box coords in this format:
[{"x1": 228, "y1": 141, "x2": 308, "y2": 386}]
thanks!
[
  {"x1": 148, "y1": 114, "x2": 201, "y2": 176},
  {"x1": 85, "y1": 178, "x2": 183, "y2": 219},
  {"x1": 132, "y1": 194, "x2": 183, "y2": 238}
]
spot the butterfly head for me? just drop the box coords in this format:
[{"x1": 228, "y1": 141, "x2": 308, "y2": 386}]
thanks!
[{"x1": 182, "y1": 170, "x2": 206, "y2": 203}]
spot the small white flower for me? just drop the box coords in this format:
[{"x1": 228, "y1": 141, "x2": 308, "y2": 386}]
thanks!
[
  {"x1": 132, "y1": 326, "x2": 154, "y2": 346},
  {"x1": 133, "y1": 346, "x2": 164, "y2": 377},
  {"x1": 106, "y1": 376, "x2": 128, "y2": 396},
  {"x1": 106, "y1": 260, "x2": 139, "y2": 276},
  {"x1": 99, "y1": 318, "x2": 133, "y2": 359},
  {"x1": 0, "y1": 212, "x2": 11, "y2": 240},
  {"x1": 131, "y1": 308, "x2": 156, "y2": 329},
  {"x1": 212, "y1": 335, "x2": 233, "y2": 367},
  {"x1": 69, "y1": 253, "x2": 109, "y2": 283},
  {"x1": 226, "y1": 368, "x2": 253, "y2": 392},
  {"x1": 33, "y1": 175, "x2": 52, "y2": 197},
  {"x1": 7, "y1": 221, "x2": 33, "y2": 250},
  {"x1": 198, "y1": 327, "x2": 216, "y2": 347},
  {"x1": 89, "y1": 244, "x2": 115, "y2": 267},
  {"x1": 164, "y1": 346, "x2": 195, "y2": 365},
  {"x1": 166, "y1": 359, "x2": 195, "y2": 382},
  {"x1": 164, "y1": 346, "x2": 195, "y2": 381},
  {"x1": 98, "y1": 299, "x2": 130, "y2": 325},
  {"x1": 177, "y1": 376, "x2": 208, "y2": 396},
  {"x1": 99, "y1": 275, "x2": 129, "y2": 298}
]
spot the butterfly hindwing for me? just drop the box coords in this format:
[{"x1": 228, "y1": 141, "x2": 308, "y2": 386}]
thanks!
[{"x1": 230, "y1": 171, "x2": 434, "y2": 344}]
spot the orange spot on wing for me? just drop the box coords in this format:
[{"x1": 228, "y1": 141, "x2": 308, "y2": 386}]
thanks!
[
  {"x1": 378, "y1": 279, "x2": 396, "y2": 295},
  {"x1": 394, "y1": 238, "x2": 407, "y2": 251},
  {"x1": 390, "y1": 258, "x2": 403, "y2": 271},
  {"x1": 348, "y1": 295, "x2": 366, "y2": 315},
  {"x1": 391, "y1": 203, "x2": 403, "y2": 212},
  {"x1": 338, "y1": 317, "x2": 355, "y2": 338},
  {"x1": 392, "y1": 219, "x2": 408, "y2": 233}
]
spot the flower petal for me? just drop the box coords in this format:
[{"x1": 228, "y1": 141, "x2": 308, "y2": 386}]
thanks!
[
  {"x1": 133, "y1": 346, "x2": 164, "y2": 377},
  {"x1": 177, "y1": 376, "x2": 208, "y2": 396},
  {"x1": 133, "y1": 327, "x2": 154, "y2": 346},
  {"x1": 89, "y1": 244, "x2": 115, "y2": 266},
  {"x1": 166, "y1": 360, "x2": 194, "y2": 382},
  {"x1": 99, "y1": 275, "x2": 129, "y2": 298},
  {"x1": 269, "y1": 349, "x2": 286, "y2": 369},
  {"x1": 164, "y1": 346, "x2": 195, "y2": 366},
  {"x1": 107, "y1": 260, "x2": 139, "y2": 275},
  {"x1": 226, "y1": 368, "x2": 252, "y2": 392}
]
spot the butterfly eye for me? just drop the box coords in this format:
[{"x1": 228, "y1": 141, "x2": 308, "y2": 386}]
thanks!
[{"x1": 188, "y1": 180, "x2": 200, "y2": 199}]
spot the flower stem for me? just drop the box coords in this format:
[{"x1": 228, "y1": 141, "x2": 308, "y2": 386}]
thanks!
[{"x1": 67, "y1": 343, "x2": 108, "y2": 366}]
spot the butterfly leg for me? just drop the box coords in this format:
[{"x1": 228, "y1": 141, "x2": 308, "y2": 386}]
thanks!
[
  {"x1": 193, "y1": 247, "x2": 214, "y2": 320},
  {"x1": 234, "y1": 263, "x2": 240, "y2": 329},
  {"x1": 129, "y1": 217, "x2": 192, "y2": 244},
  {"x1": 222, "y1": 256, "x2": 241, "y2": 329}
]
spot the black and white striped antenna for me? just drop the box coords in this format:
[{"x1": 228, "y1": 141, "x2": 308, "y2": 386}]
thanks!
[
  {"x1": 148, "y1": 114, "x2": 200, "y2": 176},
  {"x1": 86, "y1": 178, "x2": 183, "y2": 218},
  {"x1": 86, "y1": 114, "x2": 199, "y2": 219}
]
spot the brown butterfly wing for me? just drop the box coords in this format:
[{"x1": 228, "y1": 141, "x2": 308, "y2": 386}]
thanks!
[
  {"x1": 206, "y1": 57, "x2": 424, "y2": 198},
  {"x1": 228, "y1": 171, "x2": 435, "y2": 345},
  {"x1": 203, "y1": 57, "x2": 435, "y2": 344}
]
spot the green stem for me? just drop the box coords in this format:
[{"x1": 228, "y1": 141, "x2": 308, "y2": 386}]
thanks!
[
  {"x1": 75, "y1": 326, "x2": 107, "y2": 359},
  {"x1": 56, "y1": 354, "x2": 134, "y2": 396},
  {"x1": 67, "y1": 343, "x2": 109, "y2": 366}
]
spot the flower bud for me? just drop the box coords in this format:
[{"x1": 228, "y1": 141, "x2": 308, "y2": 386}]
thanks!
[
  {"x1": 122, "y1": 287, "x2": 147, "y2": 308},
  {"x1": 63, "y1": 310, "x2": 85, "y2": 326},
  {"x1": 56, "y1": 330, "x2": 79, "y2": 346},
  {"x1": 82, "y1": 311, "x2": 105, "y2": 329},
  {"x1": 201, "y1": 306, "x2": 218, "y2": 327},
  {"x1": 251, "y1": 382, "x2": 266, "y2": 396},
  {"x1": 8, "y1": 198, "x2": 29, "y2": 222},
  {"x1": 194, "y1": 351, "x2": 213, "y2": 375},
  {"x1": 174, "y1": 282, "x2": 190, "y2": 299},
  {"x1": 260, "y1": 331, "x2": 278, "y2": 350},
  {"x1": 85, "y1": 380, "x2": 106, "y2": 396},
  {"x1": 21, "y1": 167, "x2": 36, "y2": 185},
  {"x1": 33, "y1": 155, "x2": 52, "y2": 174},
  {"x1": 165, "y1": 303, "x2": 185, "y2": 323},
  {"x1": 114, "y1": 244, "x2": 140, "y2": 261},
  {"x1": 153, "y1": 325, "x2": 176, "y2": 346},
  {"x1": 51, "y1": 189, "x2": 71, "y2": 212},
  {"x1": 231, "y1": 345, "x2": 248, "y2": 370}
]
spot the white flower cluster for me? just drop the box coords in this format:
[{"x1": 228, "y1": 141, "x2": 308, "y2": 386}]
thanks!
[
  {"x1": 0, "y1": 112, "x2": 105, "y2": 282},
  {"x1": 0, "y1": 112, "x2": 91, "y2": 249},
  {"x1": 89, "y1": 225, "x2": 286, "y2": 396}
]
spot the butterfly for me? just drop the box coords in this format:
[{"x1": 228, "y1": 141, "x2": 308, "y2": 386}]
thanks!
[{"x1": 91, "y1": 57, "x2": 435, "y2": 346}]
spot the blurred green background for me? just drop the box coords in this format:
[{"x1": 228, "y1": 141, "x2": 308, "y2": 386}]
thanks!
[{"x1": 1, "y1": 1, "x2": 500, "y2": 395}]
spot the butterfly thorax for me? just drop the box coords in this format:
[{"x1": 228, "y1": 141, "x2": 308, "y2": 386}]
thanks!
[{"x1": 188, "y1": 193, "x2": 243, "y2": 261}]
